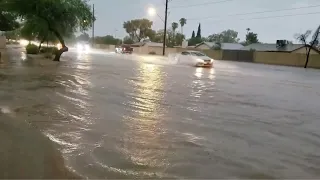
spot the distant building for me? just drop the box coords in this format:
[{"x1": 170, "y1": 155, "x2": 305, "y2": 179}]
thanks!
[
  {"x1": 241, "y1": 40, "x2": 320, "y2": 54},
  {"x1": 131, "y1": 42, "x2": 165, "y2": 47},
  {"x1": 195, "y1": 42, "x2": 244, "y2": 50}
]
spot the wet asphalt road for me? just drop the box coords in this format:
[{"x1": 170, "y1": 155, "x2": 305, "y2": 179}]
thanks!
[{"x1": 1, "y1": 47, "x2": 320, "y2": 179}]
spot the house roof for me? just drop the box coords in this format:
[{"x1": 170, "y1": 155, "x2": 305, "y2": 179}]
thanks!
[
  {"x1": 195, "y1": 42, "x2": 244, "y2": 50},
  {"x1": 240, "y1": 43, "x2": 305, "y2": 52}
]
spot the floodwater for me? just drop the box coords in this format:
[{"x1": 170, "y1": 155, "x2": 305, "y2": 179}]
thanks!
[{"x1": 1, "y1": 47, "x2": 320, "y2": 179}]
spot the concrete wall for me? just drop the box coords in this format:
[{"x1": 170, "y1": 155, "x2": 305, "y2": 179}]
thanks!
[
  {"x1": 291, "y1": 47, "x2": 319, "y2": 54},
  {"x1": 0, "y1": 36, "x2": 6, "y2": 49},
  {"x1": 254, "y1": 52, "x2": 320, "y2": 68}
]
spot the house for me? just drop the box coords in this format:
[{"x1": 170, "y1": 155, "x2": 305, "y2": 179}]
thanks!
[
  {"x1": 131, "y1": 41, "x2": 166, "y2": 47},
  {"x1": 241, "y1": 40, "x2": 320, "y2": 54},
  {"x1": 195, "y1": 42, "x2": 244, "y2": 50}
]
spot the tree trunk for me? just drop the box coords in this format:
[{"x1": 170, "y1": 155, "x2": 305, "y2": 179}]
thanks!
[
  {"x1": 304, "y1": 47, "x2": 312, "y2": 68},
  {"x1": 38, "y1": 36, "x2": 47, "y2": 50},
  {"x1": 38, "y1": 43, "x2": 42, "y2": 50},
  {"x1": 49, "y1": 27, "x2": 68, "y2": 61}
]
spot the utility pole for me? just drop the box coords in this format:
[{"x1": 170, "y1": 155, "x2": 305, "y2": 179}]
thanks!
[
  {"x1": 162, "y1": 0, "x2": 168, "y2": 56},
  {"x1": 92, "y1": 4, "x2": 95, "y2": 47}
]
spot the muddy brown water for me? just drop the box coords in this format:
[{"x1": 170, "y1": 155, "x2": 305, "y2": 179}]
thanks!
[{"x1": 1, "y1": 47, "x2": 320, "y2": 179}]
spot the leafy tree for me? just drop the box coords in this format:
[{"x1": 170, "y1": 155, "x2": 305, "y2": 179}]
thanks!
[
  {"x1": 0, "y1": 11, "x2": 19, "y2": 31},
  {"x1": 295, "y1": 25, "x2": 320, "y2": 68},
  {"x1": 123, "y1": 19, "x2": 153, "y2": 42},
  {"x1": 150, "y1": 29, "x2": 165, "y2": 43},
  {"x1": 165, "y1": 30, "x2": 182, "y2": 47},
  {"x1": 148, "y1": 29, "x2": 184, "y2": 47},
  {"x1": 3, "y1": 0, "x2": 94, "y2": 61},
  {"x1": 245, "y1": 32, "x2": 259, "y2": 45},
  {"x1": 123, "y1": 36, "x2": 134, "y2": 44},
  {"x1": 174, "y1": 33, "x2": 185, "y2": 46},
  {"x1": 94, "y1": 35, "x2": 121, "y2": 45},
  {"x1": 246, "y1": 28, "x2": 250, "y2": 34},
  {"x1": 208, "y1": 29, "x2": 240, "y2": 43},
  {"x1": 196, "y1": 23, "x2": 201, "y2": 38},
  {"x1": 179, "y1": 18, "x2": 187, "y2": 34},
  {"x1": 20, "y1": 21, "x2": 36, "y2": 42},
  {"x1": 191, "y1": 30, "x2": 195, "y2": 38},
  {"x1": 20, "y1": 17, "x2": 58, "y2": 49},
  {"x1": 145, "y1": 29, "x2": 156, "y2": 42}
]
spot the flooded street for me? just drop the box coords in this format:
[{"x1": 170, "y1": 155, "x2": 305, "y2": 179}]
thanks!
[{"x1": 1, "y1": 47, "x2": 320, "y2": 179}]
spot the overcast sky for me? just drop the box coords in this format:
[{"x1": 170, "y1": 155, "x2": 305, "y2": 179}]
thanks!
[{"x1": 86, "y1": 0, "x2": 320, "y2": 43}]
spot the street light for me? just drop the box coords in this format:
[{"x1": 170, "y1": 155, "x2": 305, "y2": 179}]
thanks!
[
  {"x1": 148, "y1": 7, "x2": 156, "y2": 17},
  {"x1": 147, "y1": 1, "x2": 168, "y2": 56},
  {"x1": 147, "y1": 7, "x2": 164, "y2": 22}
]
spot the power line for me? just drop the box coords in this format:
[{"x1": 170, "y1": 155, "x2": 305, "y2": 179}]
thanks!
[
  {"x1": 200, "y1": 11, "x2": 320, "y2": 24},
  {"x1": 187, "y1": 4, "x2": 320, "y2": 21},
  {"x1": 169, "y1": 0, "x2": 234, "y2": 9}
]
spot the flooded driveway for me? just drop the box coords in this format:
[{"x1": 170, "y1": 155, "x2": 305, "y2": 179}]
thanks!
[{"x1": 1, "y1": 47, "x2": 320, "y2": 179}]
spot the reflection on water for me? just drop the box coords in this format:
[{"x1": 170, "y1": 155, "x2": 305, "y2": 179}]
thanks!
[
  {"x1": 195, "y1": 67, "x2": 203, "y2": 78},
  {"x1": 209, "y1": 68, "x2": 216, "y2": 80},
  {"x1": 121, "y1": 62, "x2": 168, "y2": 178},
  {"x1": 20, "y1": 51, "x2": 27, "y2": 61},
  {"x1": 3, "y1": 47, "x2": 320, "y2": 179}
]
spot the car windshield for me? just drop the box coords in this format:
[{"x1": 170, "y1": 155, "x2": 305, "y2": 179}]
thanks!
[{"x1": 190, "y1": 52, "x2": 206, "y2": 56}]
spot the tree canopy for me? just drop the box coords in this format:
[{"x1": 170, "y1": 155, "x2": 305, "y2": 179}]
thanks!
[
  {"x1": 0, "y1": 12, "x2": 19, "y2": 31},
  {"x1": 123, "y1": 19, "x2": 154, "y2": 42},
  {"x1": 196, "y1": 23, "x2": 201, "y2": 38},
  {"x1": 172, "y1": 22, "x2": 179, "y2": 33},
  {"x1": 208, "y1": 29, "x2": 240, "y2": 43},
  {"x1": 245, "y1": 32, "x2": 259, "y2": 45},
  {"x1": 179, "y1": 18, "x2": 187, "y2": 34},
  {"x1": 2, "y1": 0, "x2": 94, "y2": 61},
  {"x1": 94, "y1": 35, "x2": 121, "y2": 45}
]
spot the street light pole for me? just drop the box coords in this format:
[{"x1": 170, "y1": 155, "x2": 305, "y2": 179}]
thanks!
[
  {"x1": 162, "y1": 0, "x2": 168, "y2": 56},
  {"x1": 92, "y1": 4, "x2": 95, "y2": 47}
]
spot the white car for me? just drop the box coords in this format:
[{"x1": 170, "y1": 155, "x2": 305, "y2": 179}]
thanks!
[
  {"x1": 76, "y1": 42, "x2": 90, "y2": 53},
  {"x1": 175, "y1": 51, "x2": 214, "y2": 67}
]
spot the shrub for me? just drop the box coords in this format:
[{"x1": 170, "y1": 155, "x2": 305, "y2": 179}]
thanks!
[
  {"x1": 40, "y1": 47, "x2": 58, "y2": 54},
  {"x1": 26, "y1": 44, "x2": 39, "y2": 54},
  {"x1": 149, "y1": 51, "x2": 156, "y2": 55}
]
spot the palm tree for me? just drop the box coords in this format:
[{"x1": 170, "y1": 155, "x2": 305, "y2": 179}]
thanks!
[
  {"x1": 179, "y1": 18, "x2": 187, "y2": 34},
  {"x1": 172, "y1": 22, "x2": 179, "y2": 34},
  {"x1": 171, "y1": 22, "x2": 179, "y2": 46}
]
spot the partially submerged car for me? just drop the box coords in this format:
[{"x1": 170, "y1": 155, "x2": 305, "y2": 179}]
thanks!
[
  {"x1": 115, "y1": 45, "x2": 133, "y2": 54},
  {"x1": 175, "y1": 51, "x2": 214, "y2": 67}
]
